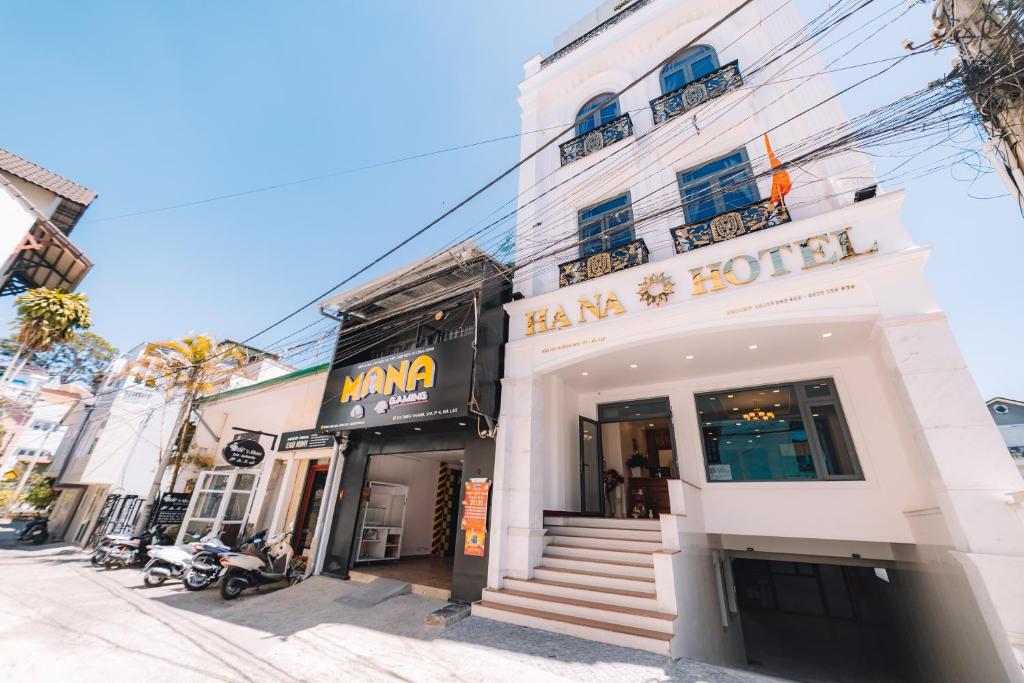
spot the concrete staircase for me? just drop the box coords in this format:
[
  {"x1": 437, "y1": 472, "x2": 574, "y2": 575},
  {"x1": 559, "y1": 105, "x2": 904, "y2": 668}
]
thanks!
[{"x1": 472, "y1": 515, "x2": 675, "y2": 655}]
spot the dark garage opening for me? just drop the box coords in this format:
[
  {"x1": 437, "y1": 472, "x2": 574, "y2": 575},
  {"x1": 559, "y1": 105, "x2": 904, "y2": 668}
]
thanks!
[{"x1": 732, "y1": 558, "x2": 912, "y2": 682}]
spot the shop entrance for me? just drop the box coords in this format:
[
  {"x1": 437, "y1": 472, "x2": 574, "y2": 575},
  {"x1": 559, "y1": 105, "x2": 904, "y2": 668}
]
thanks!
[
  {"x1": 577, "y1": 397, "x2": 678, "y2": 517},
  {"x1": 350, "y1": 451, "x2": 463, "y2": 597},
  {"x1": 732, "y1": 557, "x2": 911, "y2": 682},
  {"x1": 292, "y1": 464, "x2": 329, "y2": 557}
]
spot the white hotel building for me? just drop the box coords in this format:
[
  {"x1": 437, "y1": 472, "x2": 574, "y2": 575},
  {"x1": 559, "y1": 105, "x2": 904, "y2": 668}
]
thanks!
[{"x1": 474, "y1": 1, "x2": 1024, "y2": 681}]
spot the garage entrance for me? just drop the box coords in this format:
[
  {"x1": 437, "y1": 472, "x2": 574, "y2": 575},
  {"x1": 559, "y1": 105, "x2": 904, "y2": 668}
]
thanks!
[{"x1": 732, "y1": 558, "x2": 911, "y2": 682}]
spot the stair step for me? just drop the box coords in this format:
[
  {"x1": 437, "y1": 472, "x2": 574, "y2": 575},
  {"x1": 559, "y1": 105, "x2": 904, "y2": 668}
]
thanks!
[
  {"x1": 503, "y1": 577, "x2": 660, "y2": 610},
  {"x1": 544, "y1": 515, "x2": 661, "y2": 531},
  {"x1": 542, "y1": 554, "x2": 655, "y2": 578},
  {"x1": 544, "y1": 534, "x2": 661, "y2": 552},
  {"x1": 534, "y1": 566, "x2": 655, "y2": 592},
  {"x1": 472, "y1": 601, "x2": 672, "y2": 656},
  {"x1": 483, "y1": 588, "x2": 674, "y2": 634},
  {"x1": 545, "y1": 543, "x2": 654, "y2": 565},
  {"x1": 545, "y1": 524, "x2": 662, "y2": 542}
]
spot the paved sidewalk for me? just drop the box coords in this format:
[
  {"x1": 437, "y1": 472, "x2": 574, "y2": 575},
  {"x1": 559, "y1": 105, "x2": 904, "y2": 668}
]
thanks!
[{"x1": 0, "y1": 543, "x2": 788, "y2": 682}]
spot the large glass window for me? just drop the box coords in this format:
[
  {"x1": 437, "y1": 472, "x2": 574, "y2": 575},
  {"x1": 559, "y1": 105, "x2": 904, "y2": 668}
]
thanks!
[
  {"x1": 678, "y1": 149, "x2": 759, "y2": 224},
  {"x1": 578, "y1": 193, "x2": 634, "y2": 257},
  {"x1": 576, "y1": 93, "x2": 620, "y2": 136},
  {"x1": 661, "y1": 45, "x2": 720, "y2": 93},
  {"x1": 696, "y1": 379, "x2": 861, "y2": 482}
]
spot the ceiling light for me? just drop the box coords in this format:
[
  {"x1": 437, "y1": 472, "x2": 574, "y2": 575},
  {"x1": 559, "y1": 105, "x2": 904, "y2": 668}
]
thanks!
[
  {"x1": 650, "y1": 423, "x2": 655, "y2": 427},
  {"x1": 373, "y1": 431, "x2": 381, "y2": 435},
  {"x1": 733, "y1": 408, "x2": 739, "y2": 411},
  {"x1": 414, "y1": 427, "x2": 422, "y2": 431},
  {"x1": 727, "y1": 394, "x2": 734, "y2": 398},
  {"x1": 581, "y1": 371, "x2": 589, "y2": 376},
  {"x1": 735, "y1": 422, "x2": 741, "y2": 426},
  {"x1": 685, "y1": 355, "x2": 694, "y2": 360},
  {"x1": 774, "y1": 403, "x2": 780, "y2": 407},
  {"x1": 629, "y1": 364, "x2": 638, "y2": 368},
  {"x1": 772, "y1": 389, "x2": 780, "y2": 393},
  {"x1": 812, "y1": 413, "x2": 820, "y2": 417},
  {"x1": 822, "y1": 332, "x2": 833, "y2": 338},
  {"x1": 748, "y1": 344, "x2": 758, "y2": 350},
  {"x1": 458, "y1": 422, "x2": 466, "y2": 426}
]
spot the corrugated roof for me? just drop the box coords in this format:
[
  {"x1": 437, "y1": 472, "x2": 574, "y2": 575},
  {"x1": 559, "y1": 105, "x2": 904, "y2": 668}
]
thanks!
[{"x1": 0, "y1": 148, "x2": 97, "y2": 206}]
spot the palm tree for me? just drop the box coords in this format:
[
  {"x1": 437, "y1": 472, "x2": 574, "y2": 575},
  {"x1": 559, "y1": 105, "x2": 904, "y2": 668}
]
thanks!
[
  {"x1": 132, "y1": 335, "x2": 247, "y2": 518},
  {"x1": 2, "y1": 288, "x2": 92, "y2": 386}
]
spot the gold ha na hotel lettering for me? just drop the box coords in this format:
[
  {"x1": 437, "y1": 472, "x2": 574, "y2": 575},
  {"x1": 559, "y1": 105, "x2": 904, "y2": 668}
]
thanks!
[{"x1": 524, "y1": 227, "x2": 878, "y2": 336}]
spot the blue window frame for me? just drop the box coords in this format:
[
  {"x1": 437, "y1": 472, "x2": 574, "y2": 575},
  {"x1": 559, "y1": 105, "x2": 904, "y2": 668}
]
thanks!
[
  {"x1": 677, "y1": 149, "x2": 759, "y2": 224},
  {"x1": 660, "y1": 45, "x2": 720, "y2": 94},
  {"x1": 578, "y1": 194, "x2": 634, "y2": 257},
  {"x1": 576, "y1": 93, "x2": 620, "y2": 136}
]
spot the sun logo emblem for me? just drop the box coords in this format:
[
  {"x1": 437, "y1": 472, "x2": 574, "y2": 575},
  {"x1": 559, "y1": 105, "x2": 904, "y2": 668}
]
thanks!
[{"x1": 637, "y1": 273, "x2": 674, "y2": 307}]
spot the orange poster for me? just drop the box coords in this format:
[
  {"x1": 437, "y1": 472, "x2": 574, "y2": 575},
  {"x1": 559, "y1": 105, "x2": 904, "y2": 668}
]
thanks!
[{"x1": 461, "y1": 479, "x2": 491, "y2": 557}]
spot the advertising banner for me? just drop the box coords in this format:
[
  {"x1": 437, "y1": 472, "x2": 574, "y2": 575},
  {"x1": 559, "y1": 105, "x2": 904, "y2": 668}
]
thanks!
[
  {"x1": 316, "y1": 336, "x2": 473, "y2": 432},
  {"x1": 279, "y1": 429, "x2": 334, "y2": 452},
  {"x1": 460, "y1": 478, "x2": 491, "y2": 557}
]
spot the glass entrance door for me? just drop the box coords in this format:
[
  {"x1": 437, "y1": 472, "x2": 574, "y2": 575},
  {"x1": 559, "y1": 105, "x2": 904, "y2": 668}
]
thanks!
[
  {"x1": 293, "y1": 464, "x2": 329, "y2": 556},
  {"x1": 579, "y1": 417, "x2": 604, "y2": 515},
  {"x1": 177, "y1": 469, "x2": 257, "y2": 546}
]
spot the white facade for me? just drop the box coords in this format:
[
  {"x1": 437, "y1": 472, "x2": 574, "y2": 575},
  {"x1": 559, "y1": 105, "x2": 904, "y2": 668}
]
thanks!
[
  {"x1": 184, "y1": 364, "x2": 333, "y2": 549},
  {"x1": 480, "y1": 1, "x2": 1024, "y2": 680},
  {"x1": 0, "y1": 385, "x2": 88, "y2": 474}
]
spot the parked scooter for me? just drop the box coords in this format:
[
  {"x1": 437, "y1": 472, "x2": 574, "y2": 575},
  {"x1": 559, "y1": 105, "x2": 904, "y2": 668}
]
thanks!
[
  {"x1": 181, "y1": 530, "x2": 262, "y2": 592},
  {"x1": 218, "y1": 531, "x2": 299, "y2": 600},
  {"x1": 89, "y1": 532, "x2": 136, "y2": 567},
  {"x1": 142, "y1": 531, "x2": 228, "y2": 587},
  {"x1": 16, "y1": 514, "x2": 49, "y2": 545},
  {"x1": 102, "y1": 525, "x2": 171, "y2": 569}
]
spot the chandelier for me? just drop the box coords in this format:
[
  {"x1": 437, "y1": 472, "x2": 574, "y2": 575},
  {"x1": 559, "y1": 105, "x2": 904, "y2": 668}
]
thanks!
[{"x1": 743, "y1": 407, "x2": 775, "y2": 422}]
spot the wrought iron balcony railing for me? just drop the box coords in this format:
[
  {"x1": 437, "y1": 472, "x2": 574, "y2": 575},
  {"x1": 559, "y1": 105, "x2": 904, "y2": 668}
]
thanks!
[
  {"x1": 559, "y1": 114, "x2": 634, "y2": 166},
  {"x1": 671, "y1": 198, "x2": 791, "y2": 254},
  {"x1": 558, "y1": 238, "x2": 649, "y2": 288},
  {"x1": 650, "y1": 61, "x2": 743, "y2": 126}
]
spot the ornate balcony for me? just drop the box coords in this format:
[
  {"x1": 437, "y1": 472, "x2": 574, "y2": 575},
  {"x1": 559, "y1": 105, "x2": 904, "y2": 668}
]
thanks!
[
  {"x1": 559, "y1": 114, "x2": 634, "y2": 166},
  {"x1": 671, "y1": 199, "x2": 791, "y2": 254},
  {"x1": 558, "y1": 239, "x2": 649, "y2": 288},
  {"x1": 650, "y1": 61, "x2": 743, "y2": 126}
]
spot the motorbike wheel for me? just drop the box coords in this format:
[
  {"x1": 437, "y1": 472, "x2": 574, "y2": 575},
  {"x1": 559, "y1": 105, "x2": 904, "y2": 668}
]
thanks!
[
  {"x1": 143, "y1": 570, "x2": 168, "y2": 587},
  {"x1": 31, "y1": 531, "x2": 47, "y2": 545},
  {"x1": 182, "y1": 569, "x2": 211, "y2": 591},
  {"x1": 89, "y1": 551, "x2": 106, "y2": 568},
  {"x1": 220, "y1": 572, "x2": 248, "y2": 600}
]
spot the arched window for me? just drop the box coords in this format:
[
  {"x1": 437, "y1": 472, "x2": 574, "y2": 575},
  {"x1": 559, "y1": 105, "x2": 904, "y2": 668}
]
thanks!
[
  {"x1": 660, "y1": 45, "x2": 719, "y2": 94},
  {"x1": 576, "y1": 93, "x2": 620, "y2": 136}
]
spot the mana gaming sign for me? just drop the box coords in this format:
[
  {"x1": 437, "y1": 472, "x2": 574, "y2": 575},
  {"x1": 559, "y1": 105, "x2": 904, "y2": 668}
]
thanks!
[{"x1": 316, "y1": 335, "x2": 474, "y2": 432}]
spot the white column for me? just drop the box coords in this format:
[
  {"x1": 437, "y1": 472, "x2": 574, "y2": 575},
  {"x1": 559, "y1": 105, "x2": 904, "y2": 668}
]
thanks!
[
  {"x1": 269, "y1": 457, "x2": 297, "y2": 534},
  {"x1": 487, "y1": 376, "x2": 548, "y2": 585},
  {"x1": 875, "y1": 313, "x2": 1024, "y2": 673}
]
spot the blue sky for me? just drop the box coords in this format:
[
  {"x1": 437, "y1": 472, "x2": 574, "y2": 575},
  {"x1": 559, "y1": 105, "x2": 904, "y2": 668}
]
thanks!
[{"x1": 1, "y1": 1, "x2": 1021, "y2": 399}]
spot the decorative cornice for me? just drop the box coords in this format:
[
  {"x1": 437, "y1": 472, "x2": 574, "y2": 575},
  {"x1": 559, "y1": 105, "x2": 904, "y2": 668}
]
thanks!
[{"x1": 541, "y1": 0, "x2": 656, "y2": 69}]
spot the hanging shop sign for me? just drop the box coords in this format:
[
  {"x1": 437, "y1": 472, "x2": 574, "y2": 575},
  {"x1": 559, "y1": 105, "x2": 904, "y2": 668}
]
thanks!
[
  {"x1": 316, "y1": 335, "x2": 474, "y2": 432},
  {"x1": 222, "y1": 439, "x2": 266, "y2": 468},
  {"x1": 153, "y1": 492, "x2": 192, "y2": 525},
  {"x1": 279, "y1": 429, "x2": 334, "y2": 452},
  {"x1": 461, "y1": 478, "x2": 491, "y2": 557},
  {"x1": 520, "y1": 226, "x2": 879, "y2": 338}
]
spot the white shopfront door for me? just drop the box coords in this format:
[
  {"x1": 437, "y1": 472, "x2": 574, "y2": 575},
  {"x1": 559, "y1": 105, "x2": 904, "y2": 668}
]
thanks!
[{"x1": 176, "y1": 469, "x2": 257, "y2": 546}]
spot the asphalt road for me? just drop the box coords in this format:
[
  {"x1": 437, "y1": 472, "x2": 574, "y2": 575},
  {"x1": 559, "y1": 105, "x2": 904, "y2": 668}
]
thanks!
[{"x1": 0, "y1": 539, "x2": 785, "y2": 682}]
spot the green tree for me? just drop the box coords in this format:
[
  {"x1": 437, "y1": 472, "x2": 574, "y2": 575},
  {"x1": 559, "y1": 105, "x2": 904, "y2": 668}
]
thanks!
[
  {"x1": 22, "y1": 474, "x2": 57, "y2": 510},
  {"x1": 33, "y1": 332, "x2": 118, "y2": 389},
  {"x1": 2, "y1": 288, "x2": 92, "y2": 386}
]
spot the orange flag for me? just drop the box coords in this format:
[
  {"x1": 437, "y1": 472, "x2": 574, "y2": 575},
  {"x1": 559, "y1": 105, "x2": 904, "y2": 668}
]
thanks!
[{"x1": 764, "y1": 134, "x2": 792, "y2": 206}]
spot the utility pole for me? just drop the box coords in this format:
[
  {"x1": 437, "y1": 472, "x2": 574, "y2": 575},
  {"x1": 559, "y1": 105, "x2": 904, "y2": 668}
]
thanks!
[{"x1": 931, "y1": 0, "x2": 1024, "y2": 209}]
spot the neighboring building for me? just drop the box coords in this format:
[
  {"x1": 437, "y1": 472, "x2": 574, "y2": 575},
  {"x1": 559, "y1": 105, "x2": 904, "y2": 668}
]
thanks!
[
  {"x1": 48, "y1": 341, "x2": 294, "y2": 545},
  {"x1": 0, "y1": 147, "x2": 94, "y2": 296},
  {"x1": 988, "y1": 397, "x2": 1024, "y2": 477},
  {"x1": 0, "y1": 384, "x2": 91, "y2": 512},
  {"x1": 470, "y1": 2, "x2": 1024, "y2": 682},
  {"x1": 179, "y1": 363, "x2": 331, "y2": 550},
  {"x1": 311, "y1": 243, "x2": 510, "y2": 603}
]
